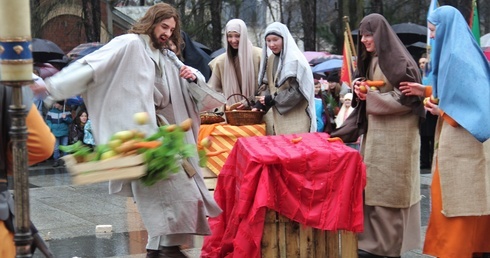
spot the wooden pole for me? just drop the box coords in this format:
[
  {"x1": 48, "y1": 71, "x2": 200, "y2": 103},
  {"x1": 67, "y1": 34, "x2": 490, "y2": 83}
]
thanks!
[
  {"x1": 0, "y1": 0, "x2": 34, "y2": 256},
  {"x1": 343, "y1": 16, "x2": 357, "y2": 58}
]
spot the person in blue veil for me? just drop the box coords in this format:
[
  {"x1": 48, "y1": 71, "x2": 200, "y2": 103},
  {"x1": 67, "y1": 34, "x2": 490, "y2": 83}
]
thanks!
[
  {"x1": 400, "y1": 5, "x2": 490, "y2": 257},
  {"x1": 429, "y1": 6, "x2": 490, "y2": 143}
]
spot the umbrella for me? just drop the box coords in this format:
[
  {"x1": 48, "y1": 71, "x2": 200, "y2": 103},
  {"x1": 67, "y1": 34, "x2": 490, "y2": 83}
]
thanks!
[
  {"x1": 67, "y1": 42, "x2": 105, "y2": 60},
  {"x1": 210, "y1": 48, "x2": 225, "y2": 59},
  {"x1": 46, "y1": 55, "x2": 71, "y2": 69},
  {"x1": 481, "y1": 33, "x2": 490, "y2": 48},
  {"x1": 351, "y1": 23, "x2": 427, "y2": 46},
  {"x1": 33, "y1": 63, "x2": 59, "y2": 79},
  {"x1": 312, "y1": 59, "x2": 343, "y2": 73},
  {"x1": 309, "y1": 54, "x2": 343, "y2": 66},
  {"x1": 406, "y1": 41, "x2": 427, "y2": 57},
  {"x1": 303, "y1": 51, "x2": 329, "y2": 63},
  {"x1": 391, "y1": 23, "x2": 427, "y2": 45},
  {"x1": 193, "y1": 41, "x2": 212, "y2": 55},
  {"x1": 75, "y1": 45, "x2": 104, "y2": 60},
  {"x1": 483, "y1": 47, "x2": 490, "y2": 61},
  {"x1": 313, "y1": 72, "x2": 328, "y2": 80},
  {"x1": 32, "y1": 38, "x2": 65, "y2": 63},
  {"x1": 65, "y1": 95, "x2": 84, "y2": 106}
]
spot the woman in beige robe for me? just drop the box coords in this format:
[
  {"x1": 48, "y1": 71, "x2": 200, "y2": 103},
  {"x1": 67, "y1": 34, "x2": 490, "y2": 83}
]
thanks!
[
  {"x1": 253, "y1": 22, "x2": 317, "y2": 135},
  {"x1": 207, "y1": 19, "x2": 262, "y2": 107},
  {"x1": 353, "y1": 14, "x2": 425, "y2": 258}
]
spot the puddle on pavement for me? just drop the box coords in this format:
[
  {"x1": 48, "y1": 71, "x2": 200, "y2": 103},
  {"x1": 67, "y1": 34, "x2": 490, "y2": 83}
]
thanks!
[{"x1": 32, "y1": 230, "x2": 148, "y2": 257}]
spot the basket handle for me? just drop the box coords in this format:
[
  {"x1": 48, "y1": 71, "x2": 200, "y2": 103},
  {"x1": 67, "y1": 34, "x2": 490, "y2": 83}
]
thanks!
[{"x1": 224, "y1": 93, "x2": 251, "y2": 110}]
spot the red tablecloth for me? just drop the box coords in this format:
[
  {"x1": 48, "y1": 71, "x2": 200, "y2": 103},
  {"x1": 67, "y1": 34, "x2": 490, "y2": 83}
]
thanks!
[{"x1": 201, "y1": 132, "x2": 366, "y2": 258}]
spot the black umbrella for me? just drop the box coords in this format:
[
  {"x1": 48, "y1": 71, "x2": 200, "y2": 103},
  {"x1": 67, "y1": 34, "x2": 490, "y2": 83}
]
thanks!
[
  {"x1": 210, "y1": 48, "x2": 225, "y2": 59},
  {"x1": 351, "y1": 23, "x2": 427, "y2": 46},
  {"x1": 193, "y1": 41, "x2": 212, "y2": 55},
  {"x1": 391, "y1": 23, "x2": 427, "y2": 45},
  {"x1": 406, "y1": 41, "x2": 427, "y2": 58},
  {"x1": 31, "y1": 38, "x2": 65, "y2": 63}
]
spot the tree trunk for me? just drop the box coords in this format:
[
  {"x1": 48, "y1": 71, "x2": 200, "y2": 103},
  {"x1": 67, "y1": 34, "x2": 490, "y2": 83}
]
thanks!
[
  {"x1": 458, "y1": 0, "x2": 473, "y2": 25},
  {"x1": 370, "y1": 0, "x2": 383, "y2": 14},
  {"x1": 299, "y1": 0, "x2": 316, "y2": 51},
  {"x1": 481, "y1": 0, "x2": 489, "y2": 36},
  {"x1": 440, "y1": 0, "x2": 472, "y2": 26},
  {"x1": 82, "y1": 0, "x2": 101, "y2": 42},
  {"x1": 210, "y1": 0, "x2": 222, "y2": 51},
  {"x1": 30, "y1": 0, "x2": 42, "y2": 38},
  {"x1": 193, "y1": 1, "x2": 206, "y2": 42}
]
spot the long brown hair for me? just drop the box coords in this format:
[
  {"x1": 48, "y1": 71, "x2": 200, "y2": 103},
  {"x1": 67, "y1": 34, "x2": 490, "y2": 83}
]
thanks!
[{"x1": 128, "y1": 3, "x2": 182, "y2": 53}]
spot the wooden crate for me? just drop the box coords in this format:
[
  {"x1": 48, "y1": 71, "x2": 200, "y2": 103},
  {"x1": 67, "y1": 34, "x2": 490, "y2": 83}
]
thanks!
[
  {"x1": 62, "y1": 154, "x2": 146, "y2": 185},
  {"x1": 261, "y1": 209, "x2": 357, "y2": 258},
  {"x1": 202, "y1": 167, "x2": 218, "y2": 193}
]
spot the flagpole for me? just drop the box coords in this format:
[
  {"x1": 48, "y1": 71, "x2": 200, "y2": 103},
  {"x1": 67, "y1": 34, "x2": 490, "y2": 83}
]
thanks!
[{"x1": 343, "y1": 16, "x2": 357, "y2": 57}]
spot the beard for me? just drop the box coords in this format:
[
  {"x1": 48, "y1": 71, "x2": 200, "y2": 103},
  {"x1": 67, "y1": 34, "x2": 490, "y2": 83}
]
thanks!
[{"x1": 150, "y1": 32, "x2": 165, "y2": 50}]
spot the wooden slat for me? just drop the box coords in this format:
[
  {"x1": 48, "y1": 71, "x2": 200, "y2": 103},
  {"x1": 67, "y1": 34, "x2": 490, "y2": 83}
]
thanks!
[
  {"x1": 340, "y1": 230, "x2": 358, "y2": 258},
  {"x1": 202, "y1": 167, "x2": 218, "y2": 191},
  {"x1": 326, "y1": 231, "x2": 340, "y2": 258},
  {"x1": 278, "y1": 213, "x2": 287, "y2": 258},
  {"x1": 262, "y1": 210, "x2": 279, "y2": 258},
  {"x1": 299, "y1": 224, "x2": 313, "y2": 258},
  {"x1": 313, "y1": 229, "x2": 327, "y2": 258},
  {"x1": 204, "y1": 178, "x2": 217, "y2": 190},
  {"x1": 284, "y1": 215, "x2": 299, "y2": 257}
]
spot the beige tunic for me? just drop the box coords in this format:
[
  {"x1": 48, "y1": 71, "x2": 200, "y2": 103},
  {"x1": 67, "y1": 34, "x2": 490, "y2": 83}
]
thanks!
[
  {"x1": 208, "y1": 47, "x2": 262, "y2": 105},
  {"x1": 435, "y1": 119, "x2": 490, "y2": 217},
  {"x1": 264, "y1": 55, "x2": 310, "y2": 135},
  {"x1": 362, "y1": 58, "x2": 421, "y2": 208}
]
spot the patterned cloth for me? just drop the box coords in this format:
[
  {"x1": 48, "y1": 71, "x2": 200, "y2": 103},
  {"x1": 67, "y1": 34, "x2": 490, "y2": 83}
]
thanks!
[{"x1": 198, "y1": 123, "x2": 266, "y2": 175}]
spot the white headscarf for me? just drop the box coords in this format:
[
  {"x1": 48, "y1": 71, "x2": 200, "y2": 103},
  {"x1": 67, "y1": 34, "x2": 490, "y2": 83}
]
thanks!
[
  {"x1": 335, "y1": 93, "x2": 354, "y2": 127},
  {"x1": 258, "y1": 22, "x2": 316, "y2": 132},
  {"x1": 223, "y1": 19, "x2": 257, "y2": 104}
]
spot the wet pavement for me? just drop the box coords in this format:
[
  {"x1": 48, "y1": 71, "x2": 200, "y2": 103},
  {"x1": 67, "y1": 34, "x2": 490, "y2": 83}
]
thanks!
[{"x1": 9, "y1": 160, "x2": 434, "y2": 258}]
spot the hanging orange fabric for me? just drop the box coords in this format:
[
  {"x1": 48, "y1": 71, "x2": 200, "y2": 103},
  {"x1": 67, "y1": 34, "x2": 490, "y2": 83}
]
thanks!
[
  {"x1": 0, "y1": 221, "x2": 15, "y2": 257},
  {"x1": 423, "y1": 164, "x2": 490, "y2": 257}
]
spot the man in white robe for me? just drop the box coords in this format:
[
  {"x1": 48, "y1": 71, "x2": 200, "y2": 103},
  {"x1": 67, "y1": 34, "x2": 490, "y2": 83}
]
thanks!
[{"x1": 32, "y1": 3, "x2": 225, "y2": 257}]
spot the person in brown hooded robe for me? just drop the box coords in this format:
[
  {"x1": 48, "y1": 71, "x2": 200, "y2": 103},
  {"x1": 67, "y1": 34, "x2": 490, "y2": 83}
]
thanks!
[{"x1": 352, "y1": 13, "x2": 425, "y2": 258}]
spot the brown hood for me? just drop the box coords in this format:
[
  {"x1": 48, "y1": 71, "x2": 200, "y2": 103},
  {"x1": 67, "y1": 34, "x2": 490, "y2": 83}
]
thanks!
[{"x1": 357, "y1": 13, "x2": 424, "y2": 117}]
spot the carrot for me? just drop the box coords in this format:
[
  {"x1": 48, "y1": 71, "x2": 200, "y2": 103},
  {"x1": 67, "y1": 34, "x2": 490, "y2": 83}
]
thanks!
[
  {"x1": 114, "y1": 139, "x2": 140, "y2": 154},
  {"x1": 365, "y1": 80, "x2": 385, "y2": 87},
  {"x1": 133, "y1": 141, "x2": 162, "y2": 149},
  {"x1": 291, "y1": 137, "x2": 303, "y2": 144},
  {"x1": 327, "y1": 137, "x2": 344, "y2": 143},
  {"x1": 206, "y1": 150, "x2": 227, "y2": 157}
]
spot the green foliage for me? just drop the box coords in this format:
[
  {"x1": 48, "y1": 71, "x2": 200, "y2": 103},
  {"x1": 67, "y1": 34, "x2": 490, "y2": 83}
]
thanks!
[{"x1": 139, "y1": 126, "x2": 195, "y2": 186}]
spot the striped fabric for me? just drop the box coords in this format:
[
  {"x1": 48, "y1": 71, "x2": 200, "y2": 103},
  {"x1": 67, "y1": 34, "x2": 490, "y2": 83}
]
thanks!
[{"x1": 198, "y1": 123, "x2": 266, "y2": 175}]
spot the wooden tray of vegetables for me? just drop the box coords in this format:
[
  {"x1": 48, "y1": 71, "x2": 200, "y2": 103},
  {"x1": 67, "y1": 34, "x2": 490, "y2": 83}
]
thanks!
[{"x1": 61, "y1": 113, "x2": 197, "y2": 186}]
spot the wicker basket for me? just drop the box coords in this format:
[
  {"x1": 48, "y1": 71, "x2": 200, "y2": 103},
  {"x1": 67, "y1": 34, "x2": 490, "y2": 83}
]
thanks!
[{"x1": 224, "y1": 94, "x2": 265, "y2": 126}]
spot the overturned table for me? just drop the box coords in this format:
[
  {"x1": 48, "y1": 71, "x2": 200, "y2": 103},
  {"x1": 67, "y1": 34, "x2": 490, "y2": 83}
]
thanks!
[{"x1": 201, "y1": 132, "x2": 366, "y2": 258}]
